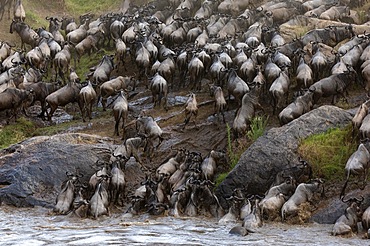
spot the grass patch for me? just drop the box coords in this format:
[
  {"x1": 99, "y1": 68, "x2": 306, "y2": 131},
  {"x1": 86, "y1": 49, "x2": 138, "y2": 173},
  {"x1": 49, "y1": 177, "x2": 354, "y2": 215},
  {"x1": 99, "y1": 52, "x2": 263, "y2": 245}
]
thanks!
[
  {"x1": 354, "y1": 1, "x2": 370, "y2": 24},
  {"x1": 25, "y1": 11, "x2": 48, "y2": 28},
  {"x1": 298, "y1": 125, "x2": 357, "y2": 181},
  {"x1": 33, "y1": 120, "x2": 80, "y2": 136},
  {"x1": 65, "y1": 0, "x2": 121, "y2": 17},
  {"x1": 0, "y1": 118, "x2": 38, "y2": 149}
]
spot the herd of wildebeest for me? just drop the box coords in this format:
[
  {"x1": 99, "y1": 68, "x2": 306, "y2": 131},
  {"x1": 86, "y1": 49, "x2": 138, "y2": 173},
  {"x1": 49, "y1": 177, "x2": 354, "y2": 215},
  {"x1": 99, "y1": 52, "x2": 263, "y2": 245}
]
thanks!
[{"x1": 3, "y1": 0, "x2": 370, "y2": 238}]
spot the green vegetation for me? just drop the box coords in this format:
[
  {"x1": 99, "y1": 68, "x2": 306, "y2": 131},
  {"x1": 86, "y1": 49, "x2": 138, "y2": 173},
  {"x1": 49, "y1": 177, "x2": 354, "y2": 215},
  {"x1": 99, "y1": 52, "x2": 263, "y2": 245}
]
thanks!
[
  {"x1": 73, "y1": 48, "x2": 115, "y2": 81},
  {"x1": 215, "y1": 173, "x2": 228, "y2": 188},
  {"x1": 226, "y1": 123, "x2": 239, "y2": 169},
  {"x1": 65, "y1": 0, "x2": 121, "y2": 17},
  {"x1": 355, "y1": 2, "x2": 370, "y2": 24},
  {"x1": 0, "y1": 117, "x2": 38, "y2": 149},
  {"x1": 291, "y1": 25, "x2": 310, "y2": 39},
  {"x1": 246, "y1": 116, "x2": 268, "y2": 142},
  {"x1": 298, "y1": 125, "x2": 357, "y2": 181},
  {"x1": 215, "y1": 117, "x2": 269, "y2": 187}
]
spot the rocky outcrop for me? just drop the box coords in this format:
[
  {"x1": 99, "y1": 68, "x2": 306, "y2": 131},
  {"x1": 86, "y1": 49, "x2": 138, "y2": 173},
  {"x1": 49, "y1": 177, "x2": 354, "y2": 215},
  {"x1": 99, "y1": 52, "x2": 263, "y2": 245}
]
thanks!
[
  {"x1": 0, "y1": 133, "x2": 144, "y2": 207},
  {"x1": 216, "y1": 105, "x2": 353, "y2": 209}
]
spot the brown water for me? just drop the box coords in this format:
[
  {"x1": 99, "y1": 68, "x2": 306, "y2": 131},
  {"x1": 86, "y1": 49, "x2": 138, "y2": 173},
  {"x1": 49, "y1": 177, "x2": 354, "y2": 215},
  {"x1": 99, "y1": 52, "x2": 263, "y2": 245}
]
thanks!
[{"x1": 0, "y1": 206, "x2": 365, "y2": 245}]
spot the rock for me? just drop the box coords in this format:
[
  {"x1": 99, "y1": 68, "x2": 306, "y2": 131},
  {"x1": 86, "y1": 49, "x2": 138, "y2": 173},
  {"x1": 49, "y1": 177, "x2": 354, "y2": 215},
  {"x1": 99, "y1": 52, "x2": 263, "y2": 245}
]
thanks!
[
  {"x1": 310, "y1": 186, "x2": 370, "y2": 224},
  {"x1": 216, "y1": 105, "x2": 352, "y2": 209},
  {"x1": 0, "y1": 133, "x2": 144, "y2": 208}
]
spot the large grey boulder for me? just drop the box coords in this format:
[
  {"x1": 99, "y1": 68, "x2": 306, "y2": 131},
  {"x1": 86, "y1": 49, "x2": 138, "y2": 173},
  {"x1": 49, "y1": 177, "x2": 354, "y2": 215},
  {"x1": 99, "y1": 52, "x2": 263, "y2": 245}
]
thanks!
[
  {"x1": 0, "y1": 133, "x2": 143, "y2": 208},
  {"x1": 216, "y1": 105, "x2": 353, "y2": 209}
]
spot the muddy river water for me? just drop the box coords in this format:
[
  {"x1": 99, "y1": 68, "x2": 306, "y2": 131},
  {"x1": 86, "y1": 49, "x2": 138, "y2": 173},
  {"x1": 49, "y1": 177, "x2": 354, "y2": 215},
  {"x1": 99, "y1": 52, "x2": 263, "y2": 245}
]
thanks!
[{"x1": 0, "y1": 205, "x2": 365, "y2": 245}]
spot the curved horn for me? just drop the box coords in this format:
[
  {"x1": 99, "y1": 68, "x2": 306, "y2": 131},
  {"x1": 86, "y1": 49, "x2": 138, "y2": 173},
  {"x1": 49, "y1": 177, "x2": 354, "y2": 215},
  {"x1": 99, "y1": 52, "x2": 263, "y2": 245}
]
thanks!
[
  {"x1": 355, "y1": 196, "x2": 364, "y2": 203},
  {"x1": 341, "y1": 195, "x2": 350, "y2": 203}
]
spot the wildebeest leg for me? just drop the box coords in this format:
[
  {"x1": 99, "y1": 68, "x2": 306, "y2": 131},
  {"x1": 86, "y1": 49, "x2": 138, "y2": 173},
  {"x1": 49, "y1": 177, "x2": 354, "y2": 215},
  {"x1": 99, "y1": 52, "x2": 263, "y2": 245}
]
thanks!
[
  {"x1": 121, "y1": 118, "x2": 125, "y2": 140},
  {"x1": 39, "y1": 101, "x2": 47, "y2": 119},
  {"x1": 221, "y1": 111, "x2": 226, "y2": 123},
  {"x1": 361, "y1": 170, "x2": 368, "y2": 190},
  {"x1": 114, "y1": 119, "x2": 120, "y2": 136},
  {"x1": 183, "y1": 113, "x2": 190, "y2": 130},
  {"x1": 135, "y1": 154, "x2": 147, "y2": 172},
  {"x1": 22, "y1": 104, "x2": 29, "y2": 117},
  {"x1": 101, "y1": 97, "x2": 107, "y2": 111},
  {"x1": 156, "y1": 136, "x2": 164, "y2": 148},
  {"x1": 47, "y1": 105, "x2": 57, "y2": 123},
  {"x1": 88, "y1": 102, "x2": 93, "y2": 120}
]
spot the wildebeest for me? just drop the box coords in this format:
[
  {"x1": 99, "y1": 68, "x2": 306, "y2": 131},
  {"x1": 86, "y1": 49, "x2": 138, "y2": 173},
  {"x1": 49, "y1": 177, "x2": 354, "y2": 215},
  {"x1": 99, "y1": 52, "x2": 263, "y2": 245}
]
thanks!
[
  {"x1": 9, "y1": 19, "x2": 39, "y2": 49},
  {"x1": 359, "y1": 114, "x2": 370, "y2": 140},
  {"x1": 54, "y1": 171, "x2": 83, "y2": 215},
  {"x1": 271, "y1": 157, "x2": 313, "y2": 187},
  {"x1": 23, "y1": 80, "x2": 61, "y2": 118},
  {"x1": 74, "y1": 30, "x2": 105, "y2": 64},
  {"x1": 340, "y1": 140, "x2": 370, "y2": 198},
  {"x1": 332, "y1": 196, "x2": 363, "y2": 236},
  {"x1": 218, "y1": 192, "x2": 244, "y2": 224},
  {"x1": 99, "y1": 75, "x2": 133, "y2": 110},
  {"x1": 300, "y1": 25, "x2": 355, "y2": 48},
  {"x1": 309, "y1": 66, "x2": 357, "y2": 105},
  {"x1": 111, "y1": 135, "x2": 149, "y2": 171},
  {"x1": 201, "y1": 150, "x2": 226, "y2": 181},
  {"x1": 66, "y1": 21, "x2": 89, "y2": 45},
  {"x1": 45, "y1": 81, "x2": 81, "y2": 122},
  {"x1": 112, "y1": 90, "x2": 128, "y2": 138},
  {"x1": 149, "y1": 73, "x2": 168, "y2": 110},
  {"x1": 13, "y1": 0, "x2": 25, "y2": 22},
  {"x1": 136, "y1": 115, "x2": 164, "y2": 157},
  {"x1": 0, "y1": 87, "x2": 34, "y2": 121},
  {"x1": 309, "y1": 41, "x2": 328, "y2": 82},
  {"x1": 209, "y1": 84, "x2": 227, "y2": 123},
  {"x1": 226, "y1": 68, "x2": 249, "y2": 106},
  {"x1": 79, "y1": 81, "x2": 97, "y2": 122},
  {"x1": 109, "y1": 159, "x2": 126, "y2": 206},
  {"x1": 156, "y1": 149, "x2": 185, "y2": 182},
  {"x1": 53, "y1": 43, "x2": 73, "y2": 83},
  {"x1": 187, "y1": 52, "x2": 204, "y2": 91},
  {"x1": 233, "y1": 87, "x2": 263, "y2": 139},
  {"x1": 362, "y1": 203, "x2": 370, "y2": 231},
  {"x1": 281, "y1": 179, "x2": 324, "y2": 221},
  {"x1": 183, "y1": 93, "x2": 198, "y2": 130},
  {"x1": 0, "y1": 41, "x2": 14, "y2": 62},
  {"x1": 278, "y1": 89, "x2": 314, "y2": 125},
  {"x1": 295, "y1": 51, "x2": 313, "y2": 89},
  {"x1": 88, "y1": 174, "x2": 110, "y2": 219},
  {"x1": 352, "y1": 99, "x2": 370, "y2": 139},
  {"x1": 88, "y1": 54, "x2": 115, "y2": 85},
  {"x1": 269, "y1": 67, "x2": 290, "y2": 114},
  {"x1": 260, "y1": 175, "x2": 296, "y2": 220}
]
